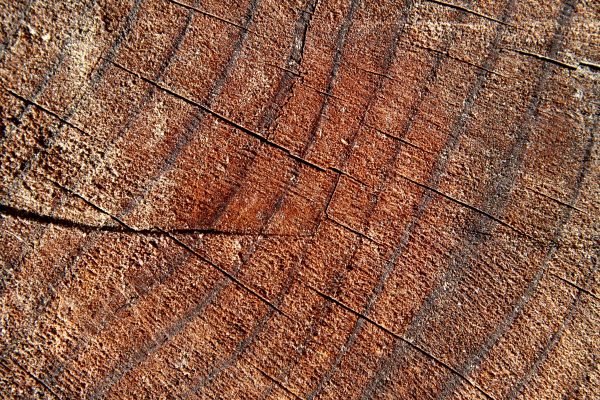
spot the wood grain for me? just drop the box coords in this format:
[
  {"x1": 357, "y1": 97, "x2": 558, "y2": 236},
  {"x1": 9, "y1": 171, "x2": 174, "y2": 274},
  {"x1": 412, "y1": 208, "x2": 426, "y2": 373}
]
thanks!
[{"x1": 0, "y1": 0, "x2": 598, "y2": 399}]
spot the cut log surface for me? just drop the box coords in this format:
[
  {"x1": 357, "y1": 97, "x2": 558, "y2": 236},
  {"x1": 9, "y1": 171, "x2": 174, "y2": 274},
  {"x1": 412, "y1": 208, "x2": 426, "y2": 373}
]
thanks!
[{"x1": 0, "y1": 0, "x2": 598, "y2": 399}]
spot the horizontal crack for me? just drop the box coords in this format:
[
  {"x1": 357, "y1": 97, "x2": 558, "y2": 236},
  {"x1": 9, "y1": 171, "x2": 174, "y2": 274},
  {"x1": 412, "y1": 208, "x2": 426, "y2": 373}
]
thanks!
[
  {"x1": 0, "y1": 202, "x2": 307, "y2": 238},
  {"x1": 164, "y1": 230, "x2": 290, "y2": 317},
  {"x1": 526, "y1": 186, "x2": 585, "y2": 213},
  {"x1": 506, "y1": 48, "x2": 578, "y2": 70},
  {"x1": 248, "y1": 361, "x2": 304, "y2": 400},
  {"x1": 550, "y1": 273, "x2": 599, "y2": 301},
  {"x1": 47, "y1": 179, "x2": 291, "y2": 317},
  {"x1": 396, "y1": 173, "x2": 533, "y2": 240},
  {"x1": 106, "y1": 59, "x2": 328, "y2": 173},
  {"x1": 578, "y1": 60, "x2": 600, "y2": 71},
  {"x1": 4, "y1": 87, "x2": 87, "y2": 135},
  {"x1": 366, "y1": 124, "x2": 435, "y2": 154},
  {"x1": 307, "y1": 285, "x2": 497, "y2": 400},
  {"x1": 424, "y1": 0, "x2": 513, "y2": 27},
  {"x1": 166, "y1": 0, "x2": 253, "y2": 33}
]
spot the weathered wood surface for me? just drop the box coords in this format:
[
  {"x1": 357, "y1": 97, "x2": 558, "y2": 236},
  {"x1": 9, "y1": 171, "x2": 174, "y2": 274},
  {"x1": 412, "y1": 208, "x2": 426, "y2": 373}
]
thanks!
[{"x1": 0, "y1": 0, "x2": 598, "y2": 398}]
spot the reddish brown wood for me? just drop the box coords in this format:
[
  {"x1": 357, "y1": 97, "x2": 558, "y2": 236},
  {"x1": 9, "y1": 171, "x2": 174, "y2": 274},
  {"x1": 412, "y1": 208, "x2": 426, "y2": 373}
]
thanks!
[{"x1": 0, "y1": 0, "x2": 598, "y2": 399}]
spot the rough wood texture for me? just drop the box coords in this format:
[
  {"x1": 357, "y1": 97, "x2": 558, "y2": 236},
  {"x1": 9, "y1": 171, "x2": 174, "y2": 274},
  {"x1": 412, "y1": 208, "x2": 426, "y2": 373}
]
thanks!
[{"x1": 0, "y1": 0, "x2": 598, "y2": 399}]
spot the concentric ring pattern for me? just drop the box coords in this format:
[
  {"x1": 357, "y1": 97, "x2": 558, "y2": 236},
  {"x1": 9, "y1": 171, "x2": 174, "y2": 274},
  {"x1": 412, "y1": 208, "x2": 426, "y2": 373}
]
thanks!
[{"x1": 0, "y1": 0, "x2": 598, "y2": 399}]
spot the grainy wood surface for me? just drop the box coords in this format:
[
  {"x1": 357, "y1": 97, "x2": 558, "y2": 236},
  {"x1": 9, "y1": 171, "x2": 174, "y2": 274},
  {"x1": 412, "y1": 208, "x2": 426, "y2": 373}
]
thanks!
[{"x1": 0, "y1": 0, "x2": 598, "y2": 399}]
